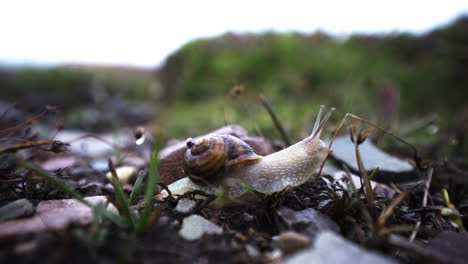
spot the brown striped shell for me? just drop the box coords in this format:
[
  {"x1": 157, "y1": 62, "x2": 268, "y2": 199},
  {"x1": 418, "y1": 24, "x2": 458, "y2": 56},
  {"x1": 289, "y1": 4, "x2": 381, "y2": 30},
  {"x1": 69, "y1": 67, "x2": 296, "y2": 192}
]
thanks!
[{"x1": 183, "y1": 135, "x2": 262, "y2": 186}]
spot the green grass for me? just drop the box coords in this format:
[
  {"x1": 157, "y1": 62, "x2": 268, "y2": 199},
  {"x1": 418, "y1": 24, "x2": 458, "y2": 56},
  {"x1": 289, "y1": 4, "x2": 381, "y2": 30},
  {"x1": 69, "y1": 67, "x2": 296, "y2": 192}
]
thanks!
[{"x1": 22, "y1": 145, "x2": 161, "y2": 232}]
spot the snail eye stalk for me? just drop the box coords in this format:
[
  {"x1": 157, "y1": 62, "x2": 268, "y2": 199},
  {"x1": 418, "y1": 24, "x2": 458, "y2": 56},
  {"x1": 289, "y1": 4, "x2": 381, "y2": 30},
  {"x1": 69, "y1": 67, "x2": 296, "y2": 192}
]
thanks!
[{"x1": 311, "y1": 106, "x2": 335, "y2": 139}]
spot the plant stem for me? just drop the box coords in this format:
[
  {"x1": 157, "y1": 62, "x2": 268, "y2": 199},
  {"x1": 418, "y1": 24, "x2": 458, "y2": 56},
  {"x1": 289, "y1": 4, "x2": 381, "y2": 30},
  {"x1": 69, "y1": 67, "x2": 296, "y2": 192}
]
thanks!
[{"x1": 259, "y1": 95, "x2": 292, "y2": 146}]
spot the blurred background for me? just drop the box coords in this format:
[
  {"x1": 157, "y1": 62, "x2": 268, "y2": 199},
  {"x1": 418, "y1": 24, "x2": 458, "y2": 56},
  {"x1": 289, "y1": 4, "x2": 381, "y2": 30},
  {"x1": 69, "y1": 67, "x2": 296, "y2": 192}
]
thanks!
[{"x1": 1, "y1": 1, "x2": 467, "y2": 158}]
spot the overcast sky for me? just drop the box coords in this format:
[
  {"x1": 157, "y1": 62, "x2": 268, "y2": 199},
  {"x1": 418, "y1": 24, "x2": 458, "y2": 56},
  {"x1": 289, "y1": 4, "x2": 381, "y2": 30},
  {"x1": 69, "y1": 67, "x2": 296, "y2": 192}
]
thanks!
[{"x1": 1, "y1": 1, "x2": 467, "y2": 68}]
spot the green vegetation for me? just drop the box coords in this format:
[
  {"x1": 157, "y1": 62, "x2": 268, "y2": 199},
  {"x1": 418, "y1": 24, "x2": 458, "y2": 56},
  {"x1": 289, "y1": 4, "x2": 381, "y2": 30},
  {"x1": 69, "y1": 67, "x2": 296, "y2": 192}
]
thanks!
[
  {"x1": 160, "y1": 17, "x2": 467, "y2": 116},
  {"x1": 0, "y1": 65, "x2": 158, "y2": 111},
  {"x1": 22, "y1": 148, "x2": 161, "y2": 232},
  {"x1": 1, "y1": 16, "x2": 466, "y2": 152}
]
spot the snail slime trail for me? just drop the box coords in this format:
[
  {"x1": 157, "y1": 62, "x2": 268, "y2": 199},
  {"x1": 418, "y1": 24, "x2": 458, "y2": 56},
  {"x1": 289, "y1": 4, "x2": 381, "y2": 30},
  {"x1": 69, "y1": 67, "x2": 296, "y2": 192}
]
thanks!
[{"x1": 165, "y1": 106, "x2": 335, "y2": 206}]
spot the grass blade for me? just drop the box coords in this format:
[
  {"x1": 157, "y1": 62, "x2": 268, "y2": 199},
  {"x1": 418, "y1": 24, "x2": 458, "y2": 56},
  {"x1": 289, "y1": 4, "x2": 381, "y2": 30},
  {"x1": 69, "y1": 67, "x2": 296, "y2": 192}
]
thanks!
[
  {"x1": 369, "y1": 167, "x2": 380, "y2": 181},
  {"x1": 129, "y1": 170, "x2": 145, "y2": 205},
  {"x1": 259, "y1": 95, "x2": 292, "y2": 146},
  {"x1": 23, "y1": 162, "x2": 91, "y2": 206},
  {"x1": 137, "y1": 148, "x2": 159, "y2": 231},
  {"x1": 23, "y1": 161, "x2": 127, "y2": 228},
  {"x1": 377, "y1": 191, "x2": 407, "y2": 233},
  {"x1": 108, "y1": 159, "x2": 137, "y2": 229}
]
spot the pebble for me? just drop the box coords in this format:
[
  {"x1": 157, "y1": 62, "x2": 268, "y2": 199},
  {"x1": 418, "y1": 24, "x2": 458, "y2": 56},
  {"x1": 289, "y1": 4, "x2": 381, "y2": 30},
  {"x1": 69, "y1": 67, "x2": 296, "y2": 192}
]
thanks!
[
  {"x1": 0, "y1": 198, "x2": 34, "y2": 222},
  {"x1": 322, "y1": 165, "x2": 397, "y2": 199},
  {"x1": 424, "y1": 231, "x2": 468, "y2": 264},
  {"x1": 178, "y1": 215, "x2": 223, "y2": 241},
  {"x1": 175, "y1": 198, "x2": 197, "y2": 213},
  {"x1": 106, "y1": 166, "x2": 137, "y2": 184},
  {"x1": 276, "y1": 207, "x2": 340, "y2": 240},
  {"x1": 0, "y1": 196, "x2": 108, "y2": 239},
  {"x1": 329, "y1": 136, "x2": 414, "y2": 181},
  {"x1": 284, "y1": 231, "x2": 398, "y2": 264},
  {"x1": 276, "y1": 231, "x2": 311, "y2": 255}
]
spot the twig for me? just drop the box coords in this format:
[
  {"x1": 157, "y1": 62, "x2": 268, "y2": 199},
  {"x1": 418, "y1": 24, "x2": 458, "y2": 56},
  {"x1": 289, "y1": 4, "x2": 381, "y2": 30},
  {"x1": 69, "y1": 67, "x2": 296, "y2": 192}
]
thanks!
[
  {"x1": 377, "y1": 191, "x2": 407, "y2": 234},
  {"x1": 229, "y1": 87, "x2": 264, "y2": 137},
  {"x1": 350, "y1": 128, "x2": 375, "y2": 212},
  {"x1": 342, "y1": 164, "x2": 358, "y2": 195},
  {"x1": 409, "y1": 167, "x2": 433, "y2": 242},
  {"x1": 343, "y1": 164, "x2": 375, "y2": 233},
  {"x1": 0, "y1": 106, "x2": 60, "y2": 137},
  {"x1": 0, "y1": 177, "x2": 44, "y2": 183},
  {"x1": 0, "y1": 140, "x2": 56, "y2": 154},
  {"x1": 259, "y1": 95, "x2": 292, "y2": 146}
]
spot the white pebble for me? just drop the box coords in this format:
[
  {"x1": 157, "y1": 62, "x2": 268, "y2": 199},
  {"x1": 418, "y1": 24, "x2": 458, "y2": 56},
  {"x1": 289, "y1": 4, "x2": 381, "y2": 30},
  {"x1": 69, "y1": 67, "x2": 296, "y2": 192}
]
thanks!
[{"x1": 178, "y1": 215, "x2": 223, "y2": 241}]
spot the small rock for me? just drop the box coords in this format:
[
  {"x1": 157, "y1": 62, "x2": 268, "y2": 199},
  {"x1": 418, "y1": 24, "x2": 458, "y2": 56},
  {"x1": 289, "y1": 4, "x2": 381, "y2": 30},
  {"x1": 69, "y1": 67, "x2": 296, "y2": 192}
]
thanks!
[
  {"x1": 175, "y1": 198, "x2": 197, "y2": 213},
  {"x1": 41, "y1": 156, "x2": 78, "y2": 171},
  {"x1": 14, "y1": 240, "x2": 39, "y2": 255},
  {"x1": 424, "y1": 231, "x2": 468, "y2": 264},
  {"x1": 276, "y1": 207, "x2": 340, "y2": 240},
  {"x1": 243, "y1": 212, "x2": 254, "y2": 222},
  {"x1": 54, "y1": 130, "x2": 134, "y2": 157},
  {"x1": 90, "y1": 159, "x2": 110, "y2": 171},
  {"x1": 0, "y1": 196, "x2": 108, "y2": 239},
  {"x1": 284, "y1": 231, "x2": 398, "y2": 264},
  {"x1": 0, "y1": 198, "x2": 34, "y2": 221},
  {"x1": 329, "y1": 136, "x2": 414, "y2": 181},
  {"x1": 276, "y1": 231, "x2": 311, "y2": 255},
  {"x1": 79, "y1": 181, "x2": 105, "y2": 196},
  {"x1": 264, "y1": 248, "x2": 283, "y2": 262},
  {"x1": 106, "y1": 166, "x2": 137, "y2": 184},
  {"x1": 245, "y1": 244, "x2": 261, "y2": 257},
  {"x1": 178, "y1": 214, "x2": 223, "y2": 241},
  {"x1": 324, "y1": 166, "x2": 397, "y2": 199}
]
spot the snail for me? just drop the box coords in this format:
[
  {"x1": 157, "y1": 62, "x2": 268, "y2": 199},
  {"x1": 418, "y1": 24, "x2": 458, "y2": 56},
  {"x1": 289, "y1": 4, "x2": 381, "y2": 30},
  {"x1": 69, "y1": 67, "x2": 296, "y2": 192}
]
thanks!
[{"x1": 163, "y1": 106, "x2": 335, "y2": 205}]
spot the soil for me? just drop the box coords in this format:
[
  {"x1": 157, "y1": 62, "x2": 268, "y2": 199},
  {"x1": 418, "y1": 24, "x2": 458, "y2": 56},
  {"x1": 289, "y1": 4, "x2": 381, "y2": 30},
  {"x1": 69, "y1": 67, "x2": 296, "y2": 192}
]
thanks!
[{"x1": 1, "y1": 103, "x2": 467, "y2": 264}]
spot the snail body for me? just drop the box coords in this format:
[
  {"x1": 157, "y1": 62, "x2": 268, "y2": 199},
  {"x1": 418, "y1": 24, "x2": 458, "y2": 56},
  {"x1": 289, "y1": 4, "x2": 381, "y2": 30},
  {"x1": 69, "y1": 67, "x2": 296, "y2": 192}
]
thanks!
[
  {"x1": 165, "y1": 106, "x2": 335, "y2": 204},
  {"x1": 224, "y1": 136, "x2": 328, "y2": 194}
]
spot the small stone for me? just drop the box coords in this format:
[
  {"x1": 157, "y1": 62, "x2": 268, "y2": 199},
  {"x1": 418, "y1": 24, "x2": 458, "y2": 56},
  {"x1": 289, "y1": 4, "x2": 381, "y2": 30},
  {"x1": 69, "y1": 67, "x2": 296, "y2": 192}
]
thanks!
[
  {"x1": 41, "y1": 156, "x2": 78, "y2": 171},
  {"x1": 14, "y1": 240, "x2": 38, "y2": 255},
  {"x1": 243, "y1": 212, "x2": 254, "y2": 222},
  {"x1": 277, "y1": 231, "x2": 311, "y2": 255},
  {"x1": 106, "y1": 166, "x2": 137, "y2": 184},
  {"x1": 175, "y1": 198, "x2": 197, "y2": 213},
  {"x1": 327, "y1": 168, "x2": 397, "y2": 199},
  {"x1": 284, "y1": 231, "x2": 398, "y2": 264},
  {"x1": 0, "y1": 198, "x2": 34, "y2": 222},
  {"x1": 245, "y1": 244, "x2": 261, "y2": 257},
  {"x1": 424, "y1": 231, "x2": 468, "y2": 264},
  {"x1": 276, "y1": 207, "x2": 340, "y2": 240},
  {"x1": 90, "y1": 159, "x2": 110, "y2": 171},
  {"x1": 79, "y1": 181, "x2": 105, "y2": 196},
  {"x1": 264, "y1": 248, "x2": 283, "y2": 262},
  {"x1": 178, "y1": 214, "x2": 223, "y2": 241},
  {"x1": 329, "y1": 136, "x2": 414, "y2": 181},
  {"x1": 54, "y1": 130, "x2": 134, "y2": 157},
  {"x1": 0, "y1": 196, "x2": 108, "y2": 239}
]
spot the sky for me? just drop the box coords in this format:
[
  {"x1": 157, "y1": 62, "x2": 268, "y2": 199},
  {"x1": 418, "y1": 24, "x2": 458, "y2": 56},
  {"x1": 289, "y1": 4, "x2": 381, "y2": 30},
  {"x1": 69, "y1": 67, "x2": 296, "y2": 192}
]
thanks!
[{"x1": 0, "y1": 1, "x2": 467, "y2": 68}]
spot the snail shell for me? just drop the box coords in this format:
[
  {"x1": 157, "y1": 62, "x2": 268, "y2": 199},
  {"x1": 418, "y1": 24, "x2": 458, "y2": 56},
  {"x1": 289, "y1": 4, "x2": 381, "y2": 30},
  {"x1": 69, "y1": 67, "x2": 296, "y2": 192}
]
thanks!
[
  {"x1": 183, "y1": 135, "x2": 262, "y2": 186},
  {"x1": 158, "y1": 125, "x2": 274, "y2": 185}
]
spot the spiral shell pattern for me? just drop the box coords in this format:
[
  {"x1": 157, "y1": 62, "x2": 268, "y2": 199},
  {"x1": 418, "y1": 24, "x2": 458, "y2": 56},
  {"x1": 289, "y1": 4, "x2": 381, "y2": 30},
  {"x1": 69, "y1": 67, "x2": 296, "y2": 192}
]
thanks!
[{"x1": 183, "y1": 135, "x2": 262, "y2": 186}]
